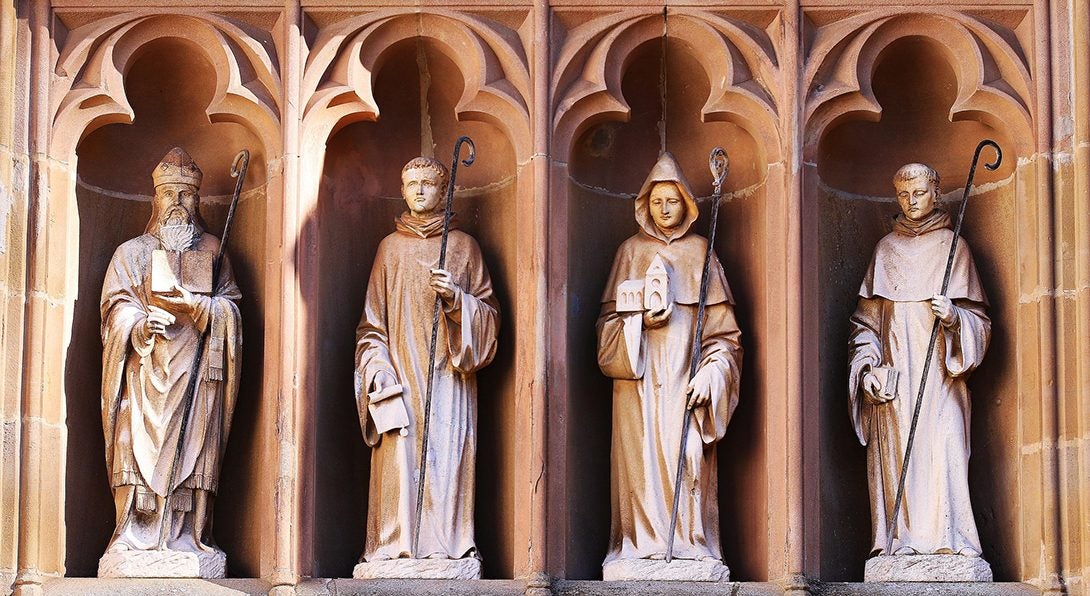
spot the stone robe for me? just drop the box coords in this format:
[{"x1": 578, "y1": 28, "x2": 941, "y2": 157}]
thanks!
[
  {"x1": 355, "y1": 212, "x2": 499, "y2": 561},
  {"x1": 848, "y1": 209, "x2": 989, "y2": 557},
  {"x1": 100, "y1": 231, "x2": 241, "y2": 550},
  {"x1": 597, "y1": 157, "x2": 742, "y2": 564}
]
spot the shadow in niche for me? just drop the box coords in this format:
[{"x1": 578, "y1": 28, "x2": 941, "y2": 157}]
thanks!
[
  {"x1": 64, "y1": 37, "x2": 267, "y2": 577},
  {"x1": 815, "y1": 35, "x2": 1017, "y2": 581},
  {"x1": 308, "y1": 38, "x2": 517, "y2": 580},
  {"x1": 564, "y1": 39, "x2": 769, "y2": 581}
]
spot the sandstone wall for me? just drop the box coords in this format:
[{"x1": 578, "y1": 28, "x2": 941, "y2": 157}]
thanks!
[{"x1": 0, "y1": 1, "x2": 1087, "y2": 595}]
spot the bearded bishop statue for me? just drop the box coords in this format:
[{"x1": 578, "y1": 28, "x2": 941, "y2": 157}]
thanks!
[{"x1": 98, "y1": 147, "x2": 242, "y2": 578}]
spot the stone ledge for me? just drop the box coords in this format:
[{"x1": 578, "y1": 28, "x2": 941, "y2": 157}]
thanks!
[
  {"x1": 42, "y1": 578, "x2": 268, "y2": 595},
  {"x1": 299, "y1": 578, "x2": 524, "y2": 596},
  {"x1": 864, "y1": 554, "x2": 993, "y2": 582},
  {"x1": 38, "y1": 578, "x2": 1043, "y2": 595},
  {"x1": 815, "y1": 582, "x2": 1037, "y2": 596},
  {"x1": 555, "y1": 580, "x2": 781, "y2": 595}
]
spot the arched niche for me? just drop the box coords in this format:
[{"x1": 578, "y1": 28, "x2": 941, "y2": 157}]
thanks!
[
  {"x1": 810, "y1": 34, "x2": 1023, "y2": 581},
  {"x1": 308, "y1": 36, "x2": 519, "y2": 579},
  {"x1": 64, "y1": 36, "x2": 269, "y2": 578},
  {"x1": 560, "y1": 34, "x2": 775, "y2": 581}
]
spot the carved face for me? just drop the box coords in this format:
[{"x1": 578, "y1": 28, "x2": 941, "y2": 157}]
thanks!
[
  {"x1": 895, "y1": 176, "x2": 938, "y2": 222},
  {"x1": 648, "y1": 181, "x2": 686, "y2": 233},
  {"x1": 154, "y1": 183, "x2": 199, "y2": 225},
  {"x1": 402, "y1": 167, "x2": 444, "y2": 215}
]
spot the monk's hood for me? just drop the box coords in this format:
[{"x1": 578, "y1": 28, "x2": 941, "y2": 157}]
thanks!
[{"x1": 634, "y1": 152, "x2": 700, "y2": 244}]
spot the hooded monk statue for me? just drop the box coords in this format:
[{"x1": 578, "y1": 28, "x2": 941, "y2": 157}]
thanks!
[{"x1": 596, "y1": 152, "x2": 742, "y2": 581}]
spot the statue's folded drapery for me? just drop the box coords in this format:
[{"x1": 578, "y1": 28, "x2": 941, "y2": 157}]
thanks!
[
  {"x1": 101, "y1": 231, "x2": 241, "y2": 550},
  {"x1": 848, "y1": 209, "x2": 990, "y2": 557},
  {"x1": 597, "y1": 153, "x2": 742, "y2": 565},
  {"x1": 355, "y1": 212, "x2": 499, "y2": 561}
]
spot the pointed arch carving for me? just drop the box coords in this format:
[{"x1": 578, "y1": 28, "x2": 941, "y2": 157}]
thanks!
[
  {"x1": 301, "y1": 10, "x2": 532, "y2": 161},
  {"x1": 803, "y1": 9, "x2": 1034, "y2": 156},
  {"x1": 50, "y1": 12, "x2": 283, "y2": 162},
  {"x1": 551, "y1": 9, "x2": 783, "y2": 163}
]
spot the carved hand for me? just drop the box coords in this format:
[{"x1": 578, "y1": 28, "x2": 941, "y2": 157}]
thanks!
[
  {"x1": 685, "y1": 368, "x2": 714, "y2": 410},
  {"x1": 143, "y1": 305, "x2": 176, "y2": 337},
  {"x1": 154, "y1": 284, "x2": 204, "y2": 318},
  {"x1": 372, "y1": 370, "x2": 399, "y2": 393},
  {"x1": 930, "y1": 294, "x2": 957, "y2": 327},
  {"x1": 861, "y1": 371, "x2": 890, "y2": 405},
  {"x1": 643, "y1": 303, "x2": 673, "y2": 329},
  {"x1": 429, "y1": 268, "x2": 459, "y2": 303}
]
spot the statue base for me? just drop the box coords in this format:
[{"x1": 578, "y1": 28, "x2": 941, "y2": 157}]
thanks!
[
  {"x1": 864, "y1": 554, "x2": 993, "y2": 582},
  {"x1": 602, "y1": 558, "x2": 730, "y2": 582},
  {"x1": 97, "y1": 548, "x2": 226, "y2": 578},
  {"x1": 352, "y1": 557, "x2": 482, "y2": 580}
]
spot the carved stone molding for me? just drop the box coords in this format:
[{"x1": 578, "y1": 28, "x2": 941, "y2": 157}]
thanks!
[
  {"x1": 551, "y1": 8, "x2": 783, "y2": 162},
  {"x1": 301, "y1": 9, "x2": 532, "y2": 161},
  {"x1": 803, "y1": 9, "x2": 1034, "y2": 156},
  {"x1": 50, "y1": 12, "x2": 283, "y2": 161}
]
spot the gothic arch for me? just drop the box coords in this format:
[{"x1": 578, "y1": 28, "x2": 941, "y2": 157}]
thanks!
[
  {"x1": 50, "y1": 12, "x2": 281, "y2": 163},
  {"x1": 301, "y1": 10, "x2": 531, "y2": 161},
  {"x1": 803, "y1": 10, "x2": 1034, "y2": 157},
  {"x1": 551, "y1": 9, "x2": 783, "y2": 164}
]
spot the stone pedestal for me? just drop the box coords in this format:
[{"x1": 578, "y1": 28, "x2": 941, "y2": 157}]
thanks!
[
  {"x1": 97, "y1": 549, "x2": 227, "y2": 578},
  {"x1": 352, "y1": 557, "x2": 482, "y2": 580},
  {"x1": 864, "y1": 554, "x2": 993, "y2": 582},
  {"x1": 602, "y1": 558, "x2": 730, "y2": 582}
]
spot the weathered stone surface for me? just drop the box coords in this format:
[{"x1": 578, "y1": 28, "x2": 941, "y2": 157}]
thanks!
[
  {"x1": 97, "y1": 549, "x2": 226, "y2": 579},
  {"x1": 299, "y1": 579, "x2": 525, "y2": 596},
  {"x1": 863, "y1": 554, "x2": 992, "y2": 582},
  {"x1": 817, "y1": 582, "x2": 1036, "y2": 596},
  {"x1": 601, "y1": 558, "x2": 730, "y2": 582},
  {"x1": 43, "y1": 578, "x2": 268, "y2": 595},
  {"x1": 351, "y1": 557, "x2": 482, "y2": 580},
  {"x1": 556, "y1": 580, "x2": 779, "y2": 595}
]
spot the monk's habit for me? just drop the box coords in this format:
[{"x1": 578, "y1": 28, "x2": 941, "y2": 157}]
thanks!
[
  {"x1": 848, "y1": 209, "x2": 990, "y2": 556},
  {"x1": 355, "y1": 212, "x2": 499, "y2": 561},
  {"x1": 596, "y1": 153, "x2": 742, "y2": 565}
]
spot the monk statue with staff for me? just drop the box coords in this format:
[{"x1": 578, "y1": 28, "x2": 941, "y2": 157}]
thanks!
[
  {"x1": 849, "y1": 144, "x2": 1000, "y2": 582},
  {"x1": 353, "y1": 141, "x2": 499, "y2": 580},
  {"x1": 596, "y1": 150, "x2": 742, "y2": 582}
]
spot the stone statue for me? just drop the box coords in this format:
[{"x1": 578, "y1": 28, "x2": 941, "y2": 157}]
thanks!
[
  {"x1": 848, "y1": 163, "x2": 992, "y2": 582},
  {"x1": 353, "y1": 156, "x2": 500, "y2": 580},
  {"x1": 596, "y1": 152, "x2": 742, "y2": 581},
  {"x1": 98, "y1": 147, "x2": 242, "y2": 578}
]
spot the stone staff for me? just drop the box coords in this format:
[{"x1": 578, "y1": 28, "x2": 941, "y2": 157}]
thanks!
[
  {"x1": 666, "y1": 147, "x2": 729, "y2": 563},
  {"x1": 157, "y1": 149, "x2": 250, "y2": 548},
  {"x1": 413, "y1": 136, "x2": 477, "y2": 556},
  {"x1": 884, "y1": 139, "x2": 1001, "y2": 554}
]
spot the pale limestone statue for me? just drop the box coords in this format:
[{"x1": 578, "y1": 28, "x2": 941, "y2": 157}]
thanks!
[
  {"x1": 353, "y1": 157, "x2": 499, "y2": 580},
  {"x1": 98, "y1": 147, "x2": 242, "y2": 578},
  {"x1": 596, "y1": 152, "x2": 742, "y2": 581},
  {"x1": 849, "y1": 163, "x2": 993, "y2": 582}
]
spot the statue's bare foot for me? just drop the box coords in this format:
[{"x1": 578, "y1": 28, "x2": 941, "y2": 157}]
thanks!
[{"x1": 648, "y1": 553, "x2": 666, "y2": 561}]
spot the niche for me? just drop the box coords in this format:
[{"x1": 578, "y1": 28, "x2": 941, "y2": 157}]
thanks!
[
  {"x1": 562, "y1": 36, "x2": 771, "y2": 580},
  {"x1": 309, "y1": 37, "x2": 518, "y2": 579},
  {"x1": 813, "y1": 35, "x2": 1018, "y2": 581},
  {"x1": 66, "y1": 37, "x2": 268, "y2": 577}
]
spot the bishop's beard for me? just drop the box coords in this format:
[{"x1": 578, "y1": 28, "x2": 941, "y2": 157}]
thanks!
[{"x1": 157, "y1": 206, "x2": 197, "y2": 252}]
